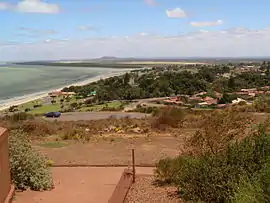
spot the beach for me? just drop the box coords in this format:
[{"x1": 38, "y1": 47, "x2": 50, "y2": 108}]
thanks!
[{"x1": 0, "y1": 68, "x2": 131, "y2": 111}]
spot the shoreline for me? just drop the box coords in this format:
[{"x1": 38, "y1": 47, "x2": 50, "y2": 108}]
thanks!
[{"x1": 0, "y1": 69, "x2": 130, "y2": 111}]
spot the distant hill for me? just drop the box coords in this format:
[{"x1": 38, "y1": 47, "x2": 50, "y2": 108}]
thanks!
[{"x1": 11, "y1": 56, "x2": 270, "y2": 65}]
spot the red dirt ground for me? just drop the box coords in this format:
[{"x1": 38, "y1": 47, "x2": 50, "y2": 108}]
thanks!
[
  {"x1": 13, "y1": 167, "x2": 154, "y2": 203},
  {"x1": 34, "y1": 136, "x2": 185, "y2": 166}
]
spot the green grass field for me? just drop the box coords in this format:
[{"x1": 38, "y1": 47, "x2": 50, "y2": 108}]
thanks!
[
  {"x1": 79, "y1": 101, "x2": 124, "y2": 112},
  {"x1": 5, "y1": 94, "x2": 127, "y2": 115},
  {"x1": 29, "y1": 104, "x2": 62, "y2": 114}
]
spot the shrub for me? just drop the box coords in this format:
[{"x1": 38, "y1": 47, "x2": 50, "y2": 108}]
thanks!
[
  {"x1": 154, "y1": 157, "x2": 185, "y2": 185},
  {"x1": 33, "y1": 104, "x2": 42, "y2": 108},
  {"x1": 9, "y1": 130, "x2": 53, "y2": 190},
  {"x1": 231, "y1": 176, "x2": 265, "y2": 203},
  {"x1": 24, "y1": 108, "x2": 31, "y2": 112},
  {"x1": 3, "y1": 112, "x2": 33, "y2": 122},
  {"x1": 187, "y1": 110, "x2": 252, "y2": 155},
  {"x1": 132, "y1": 106, "x2": 159, "y2": 114},
  {"x1": 253, "y1": 96, "x2": 270, "y2": 113},
  {"x1": 151, "y1": 107, "x2": 185, "y2": 129},
  {"x1": 155, "y1": 127, "x2": 270, "y2": 202}
]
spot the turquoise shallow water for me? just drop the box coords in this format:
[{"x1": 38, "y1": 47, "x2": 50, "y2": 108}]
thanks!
[{"x1": 0, "y1": 65, "x2": 120, "y2": 101}]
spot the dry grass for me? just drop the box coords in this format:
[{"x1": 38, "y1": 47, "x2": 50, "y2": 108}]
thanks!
[
  {"x1": 1, "y1": 109, "x2": 267, "y2": 144},
  {"x1": 185, "y1": 109, "x2": 255, "y2": 155}
]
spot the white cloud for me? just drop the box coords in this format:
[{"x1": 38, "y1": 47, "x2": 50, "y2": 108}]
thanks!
[
  {"x1": 139, "y1": 32, "x2": 149, "y2": 36},
  {"x1": 78, "y1": 25, "x2": 99, "y2": 31},
  {"x1": 166, "y1": 8, "x2": 187, "y2": 18},
  {"x1": 0, "y1": 0, "x2": 60, "y2": 13},
  {"x1": 1, "y1": 28, "x2": 270, "y2": 61},
  {"x1": 16, "y1": 0, "x2": 60, "y2": 13},
  {"x1": 144, "y1": 0, "x2": 156, "y2": 6},
  {"x1": 0, "y1": 2, "x2": 9, "y2": 10},
  {"x1": 18, "y1": 27, "x2": 56, "y2": 35},
  {"x1": 190, "y1": 20, "x2": 223, "y2": 27}
]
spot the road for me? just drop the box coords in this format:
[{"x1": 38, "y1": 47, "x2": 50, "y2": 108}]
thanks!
[
  {"x1": 123, "y1": 97, "x2": 168, "y2": 111},
  {"x1": 47, "y1": 111, "x2": 149, "y2": 121}
]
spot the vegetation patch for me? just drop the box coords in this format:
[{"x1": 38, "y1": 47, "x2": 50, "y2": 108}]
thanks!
[
  {"x1": 38, "y1": 141, "x2": 69, "y2": 148},
  {"x1": 154, "y1": 113, "x2": 270, "y2": 203},
  {"x1": 9, "y1": 130, "x2": 53, "y2": 191}
]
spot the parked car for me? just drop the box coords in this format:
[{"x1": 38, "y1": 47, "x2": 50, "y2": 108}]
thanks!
[{"x1": 44, "y1": 112, "x2": 61, "y2": 118}]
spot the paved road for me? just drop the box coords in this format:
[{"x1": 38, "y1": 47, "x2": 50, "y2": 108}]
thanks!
[
  {"x1": 47, "y1": 111, "x2": 149, "y2": 121},
  {"x1": 124, "y1": 97, "x2": 168, "y2": 111}
]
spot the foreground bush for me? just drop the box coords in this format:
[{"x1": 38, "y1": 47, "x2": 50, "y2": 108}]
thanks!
[
  {"x1": 9, "y1": 130, "x2": 53, "y2": 191},
  {"x1": 155, "y1": 126, "x2": 270, "y2": 202},
  {"x1": 187, "y1": 110, "x2": 252, "y2": 155}
]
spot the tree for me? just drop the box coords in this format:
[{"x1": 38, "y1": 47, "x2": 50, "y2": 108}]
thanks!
[
  {"x1": 218, "y1": 93, "x2": 237, "y2": 104},
  {"x1": 228, "y1": 77, "x2": 236, "y2": 91}
]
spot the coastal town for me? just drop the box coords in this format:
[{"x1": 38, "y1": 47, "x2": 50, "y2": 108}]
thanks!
[
  {"x1": 1, "y1": 63, "x2": 270, "y2": 203},
  {"x1": 1, "y1": 0, "x2": 270, "y2": 202},
  {"x1": 3, "y1": 61, "x2": 269, "y2": 117}
]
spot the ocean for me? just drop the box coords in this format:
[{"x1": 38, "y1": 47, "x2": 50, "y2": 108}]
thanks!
[{"x1": 0, "y1": 65, "x2": 125, "y2": 108}]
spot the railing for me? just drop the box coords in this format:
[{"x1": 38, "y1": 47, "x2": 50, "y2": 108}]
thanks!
[{"x1": 0, "y1": 127, "x2": 11, "y2": 203}]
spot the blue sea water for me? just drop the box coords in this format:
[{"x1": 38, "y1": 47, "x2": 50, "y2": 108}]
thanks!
[{"x1": 0, "y1": 65, "x2": 123, "y2": 104}]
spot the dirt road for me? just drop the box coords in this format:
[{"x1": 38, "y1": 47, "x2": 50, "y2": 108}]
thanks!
[{"x1": 47, "y1": 111, "x2": 149, "y2": 121}]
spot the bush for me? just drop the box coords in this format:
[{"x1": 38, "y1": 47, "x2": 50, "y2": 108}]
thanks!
[
  {"x1": 33, "y1": 104, "x2": 42, "y2": 108},
  {"x1": 151, "y1": 107, "x2": 185, "y2": 129},
  {"x1": 187, "y1": 110, "x2": 252, "y2": 155},
  {"x1": 231, "y1": 176, "x2": 265, "y2": 203},
  {"x1": 132, "y1": 106, "x2": 159, "y2": 114},
  {"x1": 24, "y1": 108, "x2": 31, "y2": 112},
  {"x1": 3, "y1": 112, "x2": 33, "y2": 122},
  {"x1": 154, "y1": 157, "x2": 185, "y2": 185},
  {"x1": 9, "y1": 130, "x2": 53, "y2": 190},
  {"x1": 155, "y1": 127, "x2": 270, "y2": 202}
]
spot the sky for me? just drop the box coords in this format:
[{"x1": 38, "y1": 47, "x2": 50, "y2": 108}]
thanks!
[{"x1": 0, "y1": 0, "x2": 270, "y2": 61}]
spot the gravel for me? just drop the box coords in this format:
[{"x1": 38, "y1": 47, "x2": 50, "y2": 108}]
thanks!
[{"x1": 125, "y1": 175, "x2": 181, "y2": 203}]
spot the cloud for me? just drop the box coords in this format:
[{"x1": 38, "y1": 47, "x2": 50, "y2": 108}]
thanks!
[
  {"x1": 144, "y1": 0, "x2": 156, "y2": 6},
  {"x1": 78, "y1": 25, "x2": 99, "y2": 31},
  {"x1": 190, "y1": 20, "x2": 223, "y2": 27},
  {"x1": 166, "y1": 8, "x2": 187, "y2": 18},
  {"x1": 18, "y1": 27, "x2": 56, "y2": 38},
  {"x1": 1, "y1": 27, "x2": 270, "y2": 61},
  {"x1": 0, "y1": 0, "x2": 60, "y2": 13},
  {"x1": 0, "y1": 2, "x2": 9, "y2": 10},
  {"x1": 16, "y1": 0, "x2": 60, "y2": 13},
  {"x1": 139, "y1": 32, "x2": 149, "y2": 36},
  {"x1": 19, "y1": 27, "x2": 56, "y2": 34}
]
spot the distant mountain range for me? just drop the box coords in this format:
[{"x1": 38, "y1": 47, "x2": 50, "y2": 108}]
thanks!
[{"x1": 11, "y1": 56, "x2": 270, "y2": 65}]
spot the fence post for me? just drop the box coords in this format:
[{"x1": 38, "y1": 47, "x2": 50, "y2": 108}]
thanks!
[{"x1": 132, "y1": 149, "x2": 135, "y2": 183}]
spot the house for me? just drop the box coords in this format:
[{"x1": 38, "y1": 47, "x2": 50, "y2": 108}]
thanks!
[
  {"x1": 197, "y1": 102, "x2": 208, "y2": 107},
  {"x1": 195, "y1": 92, "x2": 207, "y2": 96},
  {"x1": 88, "y1": 91, "x2": 97, "y2": 96},
  {"x1": 163, "y1": 96, "x2": 183, "y2": 105},
  {"x1": 240, "y1": 88, "x2": 257, "y2": 92},
  {"x1": 232, "y1": 98, "x2": 247, "y2": 105},
  {"x1": 189, "y1": 95, "x2": 203, "y2": 102},
  {"x1": 217, "y1": 104, "x2": 227, "y2": 108},
  {"x1": 203, "y1": 97, "x2": 217, "y2": 104}
]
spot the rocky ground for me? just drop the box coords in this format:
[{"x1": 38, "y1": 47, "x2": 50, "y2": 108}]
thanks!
[{"x1": 125, "y1": 176, "x2": 181, "y2": 203}]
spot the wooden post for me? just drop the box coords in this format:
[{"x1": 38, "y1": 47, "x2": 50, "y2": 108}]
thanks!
[{"x1": 132, "y1": 149, "x2": 135, "y2": 183}]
